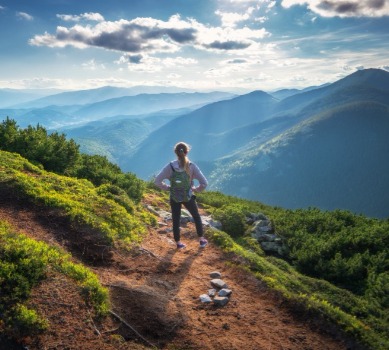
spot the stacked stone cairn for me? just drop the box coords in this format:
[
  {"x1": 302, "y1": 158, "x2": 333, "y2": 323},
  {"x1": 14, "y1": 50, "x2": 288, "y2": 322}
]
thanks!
[{"x1": 199, "y1": 271, "x2": 231, "y2": 306}]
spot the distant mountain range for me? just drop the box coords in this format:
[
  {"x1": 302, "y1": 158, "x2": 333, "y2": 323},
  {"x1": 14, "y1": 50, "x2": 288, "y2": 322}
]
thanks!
[
  {"x1": 1, "y1": 69, "x2": 388, "y2": 218},
  {"x1": 0, "y1": 89, "x2": 235, "y2": 129},
  {"x1": 209, "y1": 101, "x2": 389, "y2": 218},
  {"x1": 205, "y1": 69, "x2": 389, "y2": 218},
  {"x1": 6, "y1": 86, "x2": 198, "y2": 108},
  {"x1": 0, "y1": 88, "x2": 62, "y2": 108},
  {"x1": 124, "y1": 68, "x2": 389, "y2": 218}
]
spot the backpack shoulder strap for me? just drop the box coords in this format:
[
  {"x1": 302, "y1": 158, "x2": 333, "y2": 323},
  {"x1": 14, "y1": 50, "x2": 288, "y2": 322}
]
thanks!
[{"x1": 170, "y1": 161, "x2": 192, "y2": 173}]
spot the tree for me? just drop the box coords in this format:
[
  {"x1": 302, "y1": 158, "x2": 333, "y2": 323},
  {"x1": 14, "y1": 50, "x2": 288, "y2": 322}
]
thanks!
[
  {"x1": 0, "y1": 117, "x2": 19, "y2": 151},
  {"x1": 75, "y1": 154, "x2": 144, "y2": 202},
  {"x1": 0, "y1": 118, "x2": 144, "y2": 202}
]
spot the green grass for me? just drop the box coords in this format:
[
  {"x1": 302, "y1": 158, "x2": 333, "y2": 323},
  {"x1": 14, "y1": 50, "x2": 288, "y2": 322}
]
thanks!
[
  {"x1": 0, "y1": 221, "x2": 109, "y2": 337},
  {"x1": 198, "y1": 191, "x2": 389, "y2": 350},
  {"x1": 207, "y1": 227, "x2": 387, "y2": 349},
  {"x1": 0, "y1": 151, "x2": 156, "y2": 338},
  {"x1": 0, "y1": 151, "x2": 156, "y2": 248},
  {"x1": 0, "y1": 150, "x2": 157, "y2": 338}
]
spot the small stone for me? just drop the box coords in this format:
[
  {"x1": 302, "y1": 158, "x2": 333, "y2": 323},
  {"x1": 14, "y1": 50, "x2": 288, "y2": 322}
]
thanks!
[
  {"x1": 210, "y1": 271, "x2": 222, "y2": 278},
  {"x1": 210, "y1": 279, "x2": 228, "y2": 289},
  {"x1": 213, "y1": 296, "x2": 229, "y2": 306},
  {"x1": 200, "y1": 294, "x2": 212, "y2": 303},
  {"x1": 208, "y1": 289, "x2": 217, "y2": 297},
  {"x1": 218, "y1": 288, "x2": 232, "y2": 297},
  {"x1": 157, "y1": 229, "x2": 169, "y2": 234}
]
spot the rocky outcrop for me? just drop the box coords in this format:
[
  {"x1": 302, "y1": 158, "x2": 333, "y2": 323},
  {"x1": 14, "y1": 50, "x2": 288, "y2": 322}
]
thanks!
[{"x1": 247, "y1": 213, "x2": 288, "y2": 256}]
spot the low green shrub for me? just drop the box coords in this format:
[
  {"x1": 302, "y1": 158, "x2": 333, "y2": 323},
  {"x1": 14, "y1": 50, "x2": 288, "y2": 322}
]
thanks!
[
  {"x1": 0, "y1": 221, "x2": 109, "y2": 338},
  {"x1": 6, "y1": 304, "x2": 48, "y2": 338},
  {"x1": 0, "y1": 151, "x2": 148, "y2": 247},
  {"x1": 0, "y1": 119, "x2": 145, "y2": 203},
  {"x1": 213, "y1": 204, "x2": 248, "y2": 237},
  {"x1": 206, "y1": 227, "x2": 388, "y2": 349},
  {"x1": 199, "y1": 190, "x2": 389, "y2": 350}
]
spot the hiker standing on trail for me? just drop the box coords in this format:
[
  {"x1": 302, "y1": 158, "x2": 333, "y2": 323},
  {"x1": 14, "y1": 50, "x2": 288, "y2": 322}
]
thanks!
[{"x1": 154, "y1": 142, "x2": 208, "y2": 249}]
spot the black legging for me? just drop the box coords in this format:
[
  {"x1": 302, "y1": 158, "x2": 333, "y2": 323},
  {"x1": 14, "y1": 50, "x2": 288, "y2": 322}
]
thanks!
[{"x1": 170, "y1": 195, "x2": 204, "y2": 242}]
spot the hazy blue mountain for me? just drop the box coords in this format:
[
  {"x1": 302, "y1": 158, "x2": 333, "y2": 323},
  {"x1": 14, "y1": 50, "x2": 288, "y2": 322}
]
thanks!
[
  {"x1": 73, "y1": 91, "x2": 235, "y2": 120},
  {"x1": 14, "y1": 86, "x2": 137, "y2": 108},
  {"x1": 122, "y1": 90, "x2": 279, "y2": 177},
  {"x1": 123, "y1": 70, "x2": 387, "y2": 179},
  {"x1": 0, "y1": 104, "x2": 86, "y2": 129},
  {"x1": 114, "y1": 68, "x2": 389, "y2": 218},
  {"x1": 61, "y1": 109, "x2": 190, "y2": 163},
  {"x1": 2, "y1": 90, "x2": 235, "y2": 129},
  {"x1": 270, "y1": 88, "x2": 301, "y2": 100},
  {"x1": 274, "y1": 69, "x2": 389, "y2": 118},
  {"x1": 11, "y1": 108, "x2": 81, "y2": 129},
  {"x1": 208, "y1": 101, "x2": 389, "y2": 218},
  {"x1": 0, "y1": 109, "x2": 31, "y2": 122},
  {"x1": 0, "y1": 89, "x2": 54, "y2": 108},
  {"x1": 14, "y1": 86, "x2": 228, "y2": 109},
  {"x1": 269, "y1": 83, "x2": 330, "y2": 100}
]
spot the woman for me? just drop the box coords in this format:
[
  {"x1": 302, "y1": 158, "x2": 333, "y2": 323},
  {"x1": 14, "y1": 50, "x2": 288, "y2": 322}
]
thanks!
[{"x1": 154, "y1": 142, "x2": 208, "y2": 249}]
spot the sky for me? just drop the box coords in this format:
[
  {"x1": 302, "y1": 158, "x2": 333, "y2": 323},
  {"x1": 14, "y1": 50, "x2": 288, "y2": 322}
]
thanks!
[{"x1": 0, "y1": 0, "x2": 388, "y2": 92}]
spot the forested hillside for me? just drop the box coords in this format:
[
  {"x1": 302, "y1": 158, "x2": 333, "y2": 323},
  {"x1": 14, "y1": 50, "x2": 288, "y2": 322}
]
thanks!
[
  {"x1": 210, "y1": 101, "x2": 389, "y2": 218},
  {"x1": 0, "y1": 122, "x2": 388, "y2": 349}
]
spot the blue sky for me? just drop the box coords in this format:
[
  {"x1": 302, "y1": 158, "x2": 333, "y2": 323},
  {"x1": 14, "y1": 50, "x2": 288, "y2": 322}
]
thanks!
[{"x1": 0, "y1": 0, "x2": 388, "y2": 92}]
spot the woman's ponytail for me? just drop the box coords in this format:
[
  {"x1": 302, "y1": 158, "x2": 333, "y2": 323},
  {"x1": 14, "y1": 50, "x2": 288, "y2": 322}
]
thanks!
[{"x1": 174, "y1": 142, "x2": 191, "y2": 175}]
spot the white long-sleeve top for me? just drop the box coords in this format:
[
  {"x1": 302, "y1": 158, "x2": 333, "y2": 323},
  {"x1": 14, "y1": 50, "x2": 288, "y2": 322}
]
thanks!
[{"x1": 154, "y1": 159, "x2": 208, "y2": 194}]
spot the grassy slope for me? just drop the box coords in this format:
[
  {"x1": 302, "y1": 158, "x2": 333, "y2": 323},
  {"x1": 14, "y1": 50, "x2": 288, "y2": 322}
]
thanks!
[
  {"x1": 0, "y1": 151, "x2": 154, "y2": 247},
  {"x1": 0, "y1": 150, "x2": 155, "y2": 342},
  {"x1": 0, "y1": 150, "x2": 387, "y2": 349},
  {"x1": 196, "y1": 191, "x2": 388, "y2": 350}
]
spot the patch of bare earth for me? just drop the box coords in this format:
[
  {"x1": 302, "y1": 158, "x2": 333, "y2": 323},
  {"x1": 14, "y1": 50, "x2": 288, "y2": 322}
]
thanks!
[{"x1": 0, "y1": 193, "x2": 359, "y2": 350}]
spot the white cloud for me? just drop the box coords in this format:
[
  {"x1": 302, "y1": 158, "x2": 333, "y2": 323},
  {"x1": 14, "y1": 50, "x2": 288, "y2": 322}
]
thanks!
[
  {"x1": 30, "y1": 14, "x2": 270, "y2": 55},
  {"x1": 255, "y1": 16, "x2": 269, "y2": 23},
  {"x1": 17, "y1": 12, "x2": 33, "y2": 21},
  {"x1": 281, "y1": 0, "x2": 389, "y2": 17},
  {"x1": 0, "y1": 77, "x2": 71, "y2": 89},
  {"x1": 81, "y1": 59, "x2": 106, "y2": 71},
  {"x1": 167, "y1": 73, "x2": 181, "y2": 79},
  {"x1": 269, "y1": 58, "x2": 298, "y2": 67},
  {"x1": 30, "y1": 16, "x2": 194, "y2": 53},
  {"x1": 225, "y1": 58, "x2": 249, "y2": 64},
  {"x1": 115, "y1": 53, "x2": 198, "y2": 74},
  {"x1": 267, "y1": 1, "x2": 277, "y2": 10},
  {"x1": 204, "y1": 55, "x2": 263, "y2": 80},
  {"x1": 162, "y1": 57, "x2": 198, "y2": 67},
  {"x1": 57, "y1": 12, "x2": 105, "y2": 22},
  {"x1": 215, "y1": 8, "x2": 254, "y2": 27},
  {"x1": 223, "y1": 0, "x2": 267, "y2": 5},
  {"x1": 220, "y1": 0, "x2": 276, "y2": 12},
  {"x1": 126, "y1": 56, "x2": 162, "y2": 73},
  {"x1": 196, "y1": 25, "x2": 270, "y2": 52}
]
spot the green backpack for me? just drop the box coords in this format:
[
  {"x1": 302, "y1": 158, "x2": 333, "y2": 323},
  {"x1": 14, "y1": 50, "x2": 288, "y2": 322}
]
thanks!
[{"x1": 170, "y1": 162, "x2": 192, "y2": 203}]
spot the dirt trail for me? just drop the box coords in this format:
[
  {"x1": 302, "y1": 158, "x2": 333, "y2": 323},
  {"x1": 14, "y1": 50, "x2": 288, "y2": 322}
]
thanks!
[{"x1": 0, "y1": 195, "x2": 354, "y2": 350}]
